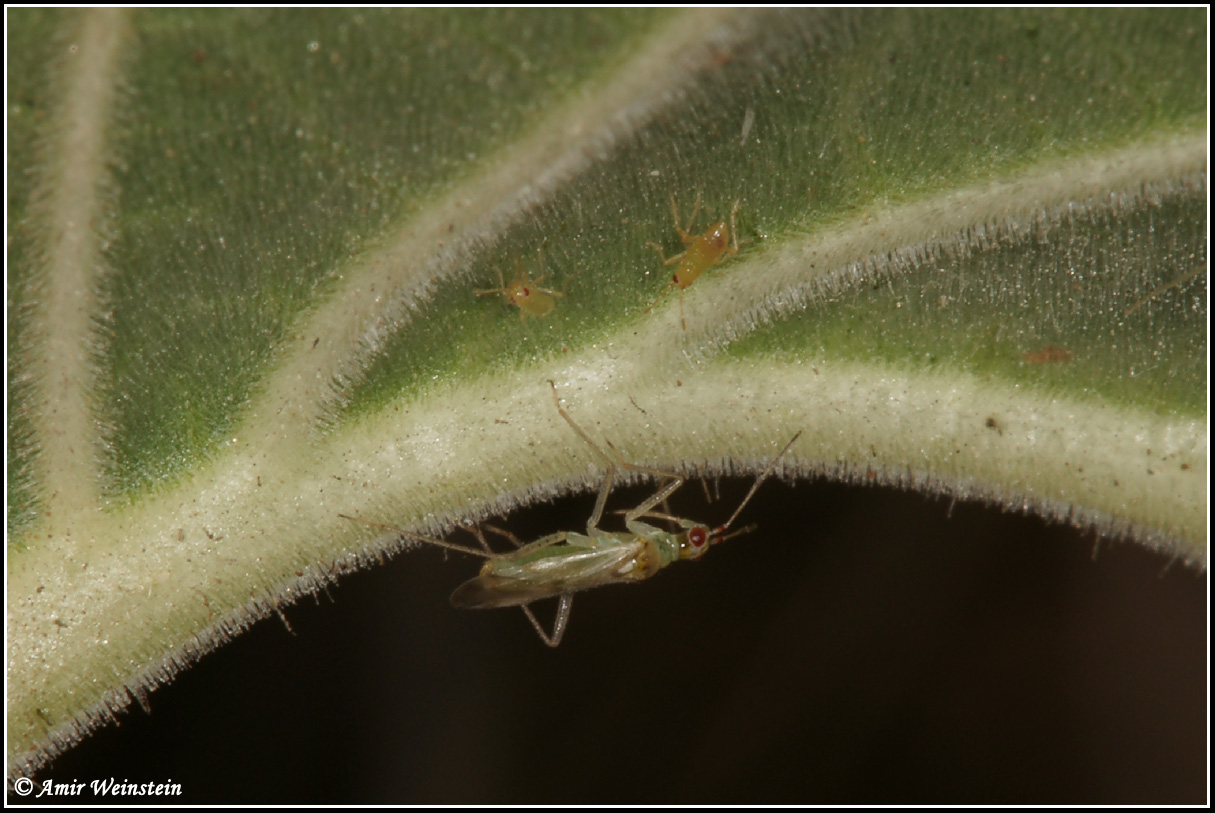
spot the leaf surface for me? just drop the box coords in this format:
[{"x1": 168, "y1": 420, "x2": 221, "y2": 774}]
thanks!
[{"x1": 6, "y1": 8, "x2": 1206, "y2": 774}]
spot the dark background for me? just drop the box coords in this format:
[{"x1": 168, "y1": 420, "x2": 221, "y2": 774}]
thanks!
[{"x1": 17, "y1": 478, "x2": 1207, "y2": 803}]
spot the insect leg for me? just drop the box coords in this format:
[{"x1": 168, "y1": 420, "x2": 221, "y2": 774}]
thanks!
[
  {"x1": 727, "y1": 199, "x2": 741, "y2": 254},
  {"x1": 472, "y1": 266, "x2": 509, "y2": 298},
  {"x1": 338, "y1": 514, "x2": 494, "y2": 559},
  {"x1": 620, "y1": 465, "x2": 686, "y2": 527},
  {"x1": 587, "y1": 461, "x2": 616, "y2": 534},
  {"x1": 549, "y1": 380, "x2": 621, "y2": 534},
  {"x1": 481, "y1": 523, "x2": 525, "y2": 549},
  {"x1": 489, "y1": 520, "x2": 574, "y2": 647},
  {"x1": 624, "y1": 508, "x2": 685, "y2": 525},
  {"x1": 520, "y1": 594, "x2": 572, "y2": 648},
  {"x1": 528, "y1": 250, "x2": 567, "y2": 300},
  {"x1": 644, "y1": 277, "x2": 678, "y2": 316},
  {"x1": 504, "y1": 530, "x2": 575, "y2": 557},
  {"x1": 674, "y1": 192, "x2": 702, "y2": 243},
  {"x1": 586, "y1": 436, "x2": 687, "y2": 528},
  {"x1": 645, "y1": 241, "x2": 685, "y2": 267},
  {"x1": 530, "y1": 248, "x2": 545, "y2": 286},
  {"x1": 462, "y1": 523, "x2": 496, "y2": 554}
]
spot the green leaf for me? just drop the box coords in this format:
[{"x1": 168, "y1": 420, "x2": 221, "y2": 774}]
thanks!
[{"x1": 6, "y1": 8, "x2": 1206, "y2": 777}]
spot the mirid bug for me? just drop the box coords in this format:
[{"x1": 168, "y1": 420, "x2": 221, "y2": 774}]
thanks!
[
  {"x1": 474, "y1": 250, "x2": 565, "y2": 321},
  {"x1": 645, "y1": 194, "x2": 741, "y2": 329},
  {"x1": 341, "y1": 382, "x2": 800, "y2": 646}
]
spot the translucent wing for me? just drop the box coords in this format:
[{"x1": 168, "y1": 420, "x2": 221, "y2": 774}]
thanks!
[{"x1": 449, "y1": 537, "x2": 651, "y2": 609}]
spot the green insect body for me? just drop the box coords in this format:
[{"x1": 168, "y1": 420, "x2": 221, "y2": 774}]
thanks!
[{"x1": 341, "y1": 382, "x2": 799, "y2": 646}]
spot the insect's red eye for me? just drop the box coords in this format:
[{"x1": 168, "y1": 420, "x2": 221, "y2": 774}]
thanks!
[
  {"x1": 521, "y1": 287, "x2": 531, "y2": 297},
  {"x1": 689, "y1": 527, "x2": 708, "y2": 548}
]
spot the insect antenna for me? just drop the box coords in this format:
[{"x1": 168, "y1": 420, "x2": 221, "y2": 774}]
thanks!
[
  {"x1": 712, "y1": 523, "x2": 757, "y2": 547},
  {"x1": 712, "y1": 430, "x2": 803, "y2": 535}
]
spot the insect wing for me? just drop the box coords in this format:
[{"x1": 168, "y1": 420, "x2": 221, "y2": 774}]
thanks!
[
  {"x1": 449, "y1": 540, "x2": 646, "y2": 609},
  {"x1": 450, "y1": 572, "x2": 559, "y2": 609}
]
